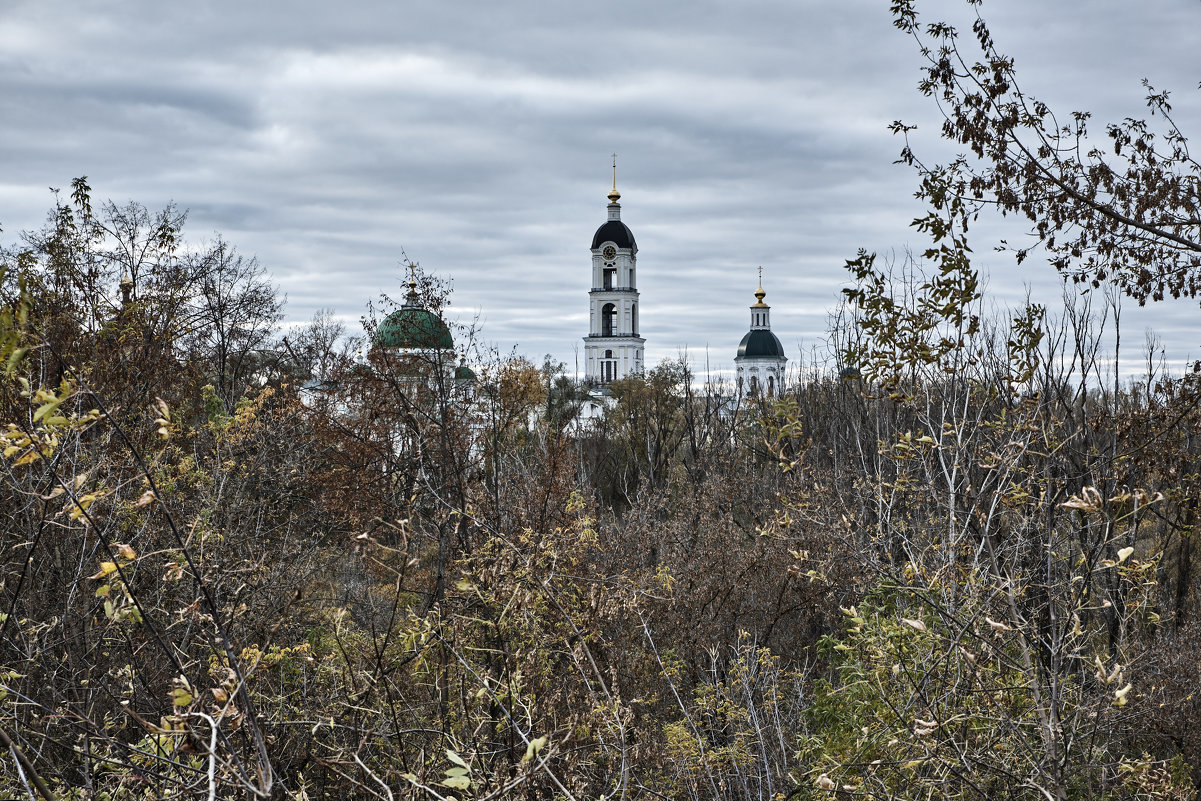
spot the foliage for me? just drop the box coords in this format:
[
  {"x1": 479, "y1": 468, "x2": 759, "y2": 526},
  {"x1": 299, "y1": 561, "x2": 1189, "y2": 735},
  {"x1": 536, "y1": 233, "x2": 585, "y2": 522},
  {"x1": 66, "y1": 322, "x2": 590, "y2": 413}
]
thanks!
[
  {"x1": 889, "y1": 0, "x2": 1201, "y2": 302},
  {"x1": 3, "y1": 137, "x2": 1201, "y2": 801}
]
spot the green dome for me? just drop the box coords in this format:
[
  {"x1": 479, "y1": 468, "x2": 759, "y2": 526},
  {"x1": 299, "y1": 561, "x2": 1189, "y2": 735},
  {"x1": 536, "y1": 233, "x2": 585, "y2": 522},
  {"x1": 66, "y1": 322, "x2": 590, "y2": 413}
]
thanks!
[
  {"x1": 455, "y1": 363, "x2": 477, "y2": 382},
  {"x1": 375, "y1": 307, "x2": 454, "y2": 350}
]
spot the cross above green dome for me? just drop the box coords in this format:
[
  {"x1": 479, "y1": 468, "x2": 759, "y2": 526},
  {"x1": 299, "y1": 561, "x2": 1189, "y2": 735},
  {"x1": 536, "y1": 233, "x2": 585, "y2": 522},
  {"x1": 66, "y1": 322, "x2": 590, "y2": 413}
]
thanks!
[{"x1": 374, "y1": 271, "x2": 455, "y2": 351}]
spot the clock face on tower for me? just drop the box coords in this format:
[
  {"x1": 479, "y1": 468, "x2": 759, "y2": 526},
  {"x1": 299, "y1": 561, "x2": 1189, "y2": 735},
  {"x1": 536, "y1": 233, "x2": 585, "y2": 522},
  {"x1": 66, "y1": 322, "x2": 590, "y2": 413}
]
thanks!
[{"x1": 601, "y1": 245, "x2": 617, "y2": 261}]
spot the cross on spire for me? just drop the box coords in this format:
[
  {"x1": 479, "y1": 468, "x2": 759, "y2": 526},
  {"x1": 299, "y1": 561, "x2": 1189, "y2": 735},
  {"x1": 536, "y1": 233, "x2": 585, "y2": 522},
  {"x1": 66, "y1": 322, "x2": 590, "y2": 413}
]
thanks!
[
  {"x1": 606, "y1": 155, "x2": 621, "y2": 204},
  {"x1": 404, "y1": 262, "x2": 419, "y2": 304}
]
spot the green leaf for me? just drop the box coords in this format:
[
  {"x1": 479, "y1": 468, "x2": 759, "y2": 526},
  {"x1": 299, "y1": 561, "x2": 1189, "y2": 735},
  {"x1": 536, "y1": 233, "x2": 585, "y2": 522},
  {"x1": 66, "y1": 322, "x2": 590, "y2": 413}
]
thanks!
[
  {"x1": 33, "y1": 397, "x2": 66, "y2": 423},
  {"x1": 5, "y1": 347, "x2": 27, "y2": 377},
  {"x1": 446, "y1": 749, "x2": 468, "y2": 769},
  {"x1": 440, "y1": 776, "x2": 471, "y2": 790}
]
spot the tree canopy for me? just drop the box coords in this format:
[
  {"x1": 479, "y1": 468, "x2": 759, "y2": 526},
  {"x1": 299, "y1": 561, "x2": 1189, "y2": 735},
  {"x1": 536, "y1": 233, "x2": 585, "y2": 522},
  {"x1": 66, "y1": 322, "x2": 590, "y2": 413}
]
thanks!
[{"x1": 890, "y1": 0, "x2": 1201, "y2": 302}]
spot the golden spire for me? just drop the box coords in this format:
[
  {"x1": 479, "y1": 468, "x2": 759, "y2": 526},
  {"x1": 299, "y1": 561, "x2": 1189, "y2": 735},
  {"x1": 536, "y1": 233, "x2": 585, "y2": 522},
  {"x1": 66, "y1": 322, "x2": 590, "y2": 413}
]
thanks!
[
  {"x1": 752, "y1": 266, "x2": 768, "y2": 307},
  {"x1": 607, "y1": 153, "x2": 621, "y2": 204}
]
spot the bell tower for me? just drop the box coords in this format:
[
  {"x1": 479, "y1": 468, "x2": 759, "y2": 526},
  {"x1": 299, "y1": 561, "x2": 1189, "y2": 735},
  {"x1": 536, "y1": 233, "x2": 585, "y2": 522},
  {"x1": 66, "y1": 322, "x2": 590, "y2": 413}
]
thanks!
[
  {"x1": 735, "y1": 268, "x2": 788, "y2": 397},
  {"x1": 584, "y1": 158, "x2": 645, "y2": 383}
]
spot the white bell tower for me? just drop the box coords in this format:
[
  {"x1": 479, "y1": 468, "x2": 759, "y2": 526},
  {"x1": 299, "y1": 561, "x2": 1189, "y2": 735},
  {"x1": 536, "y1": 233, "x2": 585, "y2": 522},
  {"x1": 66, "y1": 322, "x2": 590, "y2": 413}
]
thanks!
[{"x1": 584, "y1": 158, "x2": 644, "y2": 383}]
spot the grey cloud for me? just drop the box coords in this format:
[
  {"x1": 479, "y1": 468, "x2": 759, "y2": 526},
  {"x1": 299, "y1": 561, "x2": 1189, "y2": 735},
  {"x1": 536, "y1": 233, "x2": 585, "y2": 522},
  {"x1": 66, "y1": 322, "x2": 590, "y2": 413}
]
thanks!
[{"x1": 1, "y1": 0, "x2": 1198, "y2": 378}]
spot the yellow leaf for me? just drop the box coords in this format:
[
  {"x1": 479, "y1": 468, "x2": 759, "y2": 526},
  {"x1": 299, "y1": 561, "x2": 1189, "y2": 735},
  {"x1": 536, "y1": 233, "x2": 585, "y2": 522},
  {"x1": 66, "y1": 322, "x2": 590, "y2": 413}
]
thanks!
[
  {"x1": 89, "y1": 562, "x2": 118, "y2": 580},
  {"x1": 13, "y1": 451, "x2": 40, "y2": 467},
  {"x1": 440, "y1": 776, "x2": 471, "y2": 790},
  {"x1": 523, "y1": 735, "x2": 548, "y2": 762},
  {"x1": 116, "y1": 543, "x2": 137, "y2": 560}
]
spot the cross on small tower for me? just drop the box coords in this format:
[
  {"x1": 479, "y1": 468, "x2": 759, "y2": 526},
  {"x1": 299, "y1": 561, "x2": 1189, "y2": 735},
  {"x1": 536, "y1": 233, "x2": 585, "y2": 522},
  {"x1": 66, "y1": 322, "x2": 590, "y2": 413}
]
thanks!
[{"x1": 611, "y1": 153, "x2": 617, "y2": 189}]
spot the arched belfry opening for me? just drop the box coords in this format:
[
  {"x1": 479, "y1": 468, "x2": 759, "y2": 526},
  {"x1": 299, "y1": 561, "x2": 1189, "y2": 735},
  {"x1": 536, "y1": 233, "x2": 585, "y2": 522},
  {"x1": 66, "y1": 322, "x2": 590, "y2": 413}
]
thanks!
[{"x1": 601, "y1": 303, "x2": 616, "y2": 337}]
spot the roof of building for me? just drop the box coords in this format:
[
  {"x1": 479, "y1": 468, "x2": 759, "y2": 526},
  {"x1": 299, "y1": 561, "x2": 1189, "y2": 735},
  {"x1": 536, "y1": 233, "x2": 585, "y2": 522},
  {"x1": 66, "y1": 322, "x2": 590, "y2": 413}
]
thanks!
[
  {"x1": 591, "y1": 220, "x2": 637, "y2": 250},
  {"x1": 375, "y1": 306, "x2": 454, "y2": 350},
  {"x1": 736, "y1": 329, "x2": 786, "y2": 359}
]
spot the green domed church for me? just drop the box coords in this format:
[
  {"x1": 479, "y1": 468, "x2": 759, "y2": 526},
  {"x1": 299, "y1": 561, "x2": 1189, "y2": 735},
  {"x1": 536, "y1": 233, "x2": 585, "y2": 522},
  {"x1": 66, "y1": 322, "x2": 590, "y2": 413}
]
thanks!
[
  {"x1": 375, "y1": 274, "x2": 455, "y2": 351},
  {"x1": 372, "y1": 271, "x2": 476, "y2": 385}
]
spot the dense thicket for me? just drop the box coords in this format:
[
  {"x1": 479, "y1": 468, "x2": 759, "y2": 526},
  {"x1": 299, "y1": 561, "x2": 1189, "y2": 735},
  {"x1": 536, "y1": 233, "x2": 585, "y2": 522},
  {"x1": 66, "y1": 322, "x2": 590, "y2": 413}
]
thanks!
[
  {"x1": 3, "y1": 3, "x2": 1201, "y2": 791},
  {"x1": 1, "y1": 176, "x2": 1200, "y2": 801}
]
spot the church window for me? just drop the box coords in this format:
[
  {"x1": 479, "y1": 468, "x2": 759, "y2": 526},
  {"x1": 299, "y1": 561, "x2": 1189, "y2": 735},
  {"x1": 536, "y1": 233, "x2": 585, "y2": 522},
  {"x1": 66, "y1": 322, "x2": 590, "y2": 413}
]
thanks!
[
  {"x1": 750, "y1": 375, "x2": 759, "y2": 395},
  {"x1": 603, "y1": 268, "x2": 615, "y2": 290},
  {"x1": 768, "y1": 375, "x2": 775, "y2": 396},
  {"x1": 632, "y1": 303, "x2": 638, "y2": 335}
]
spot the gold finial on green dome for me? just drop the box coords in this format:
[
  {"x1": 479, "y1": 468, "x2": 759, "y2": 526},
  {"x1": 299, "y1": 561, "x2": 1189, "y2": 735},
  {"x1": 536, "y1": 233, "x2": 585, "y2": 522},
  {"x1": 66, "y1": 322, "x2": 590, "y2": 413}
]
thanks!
[
  {"x1": 608, "y1": 153, "x2": 621, "y2": 203},
  {"x1": 752, "y1": 267, "x2": 768, "y2": 307}
]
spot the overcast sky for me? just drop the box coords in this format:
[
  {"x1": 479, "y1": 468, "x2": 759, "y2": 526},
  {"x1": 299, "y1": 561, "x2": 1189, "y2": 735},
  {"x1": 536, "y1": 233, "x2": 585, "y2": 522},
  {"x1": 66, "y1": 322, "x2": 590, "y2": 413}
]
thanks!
[{"x1": 2, "y1": 0, "x2": 1198, "y2": 379}]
